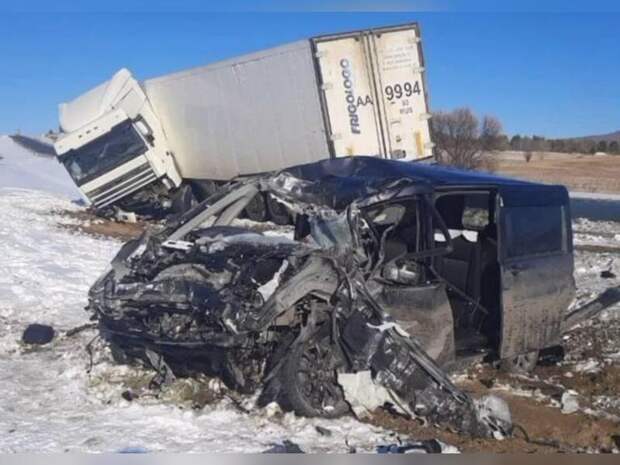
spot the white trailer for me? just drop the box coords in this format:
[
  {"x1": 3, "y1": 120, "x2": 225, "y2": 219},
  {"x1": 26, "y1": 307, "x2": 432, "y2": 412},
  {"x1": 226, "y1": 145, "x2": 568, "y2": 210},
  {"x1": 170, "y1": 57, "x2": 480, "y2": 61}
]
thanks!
[{"x1": 54, "y1": 23, "x2": 434, "y2": 218}]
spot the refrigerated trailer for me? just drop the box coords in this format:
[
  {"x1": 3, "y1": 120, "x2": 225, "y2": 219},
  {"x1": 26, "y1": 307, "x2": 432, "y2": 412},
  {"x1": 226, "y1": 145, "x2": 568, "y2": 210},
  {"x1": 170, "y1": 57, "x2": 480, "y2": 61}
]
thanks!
[{"x1": 54, "y1": 23, "x2": 434, "y2": 218}]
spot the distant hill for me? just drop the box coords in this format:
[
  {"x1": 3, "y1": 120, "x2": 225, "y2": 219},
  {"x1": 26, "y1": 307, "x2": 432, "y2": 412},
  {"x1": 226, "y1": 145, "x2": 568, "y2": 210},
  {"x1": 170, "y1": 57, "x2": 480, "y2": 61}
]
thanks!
[
  {"x1": 8, "y1": 134, "x2": 56, "y2": 158},
  {"x1": 0, "y1": 135, "x2": 79, "y2": 198},
  {"x1": 575, "y1": 130, "x2": 620, "y2": 143}
]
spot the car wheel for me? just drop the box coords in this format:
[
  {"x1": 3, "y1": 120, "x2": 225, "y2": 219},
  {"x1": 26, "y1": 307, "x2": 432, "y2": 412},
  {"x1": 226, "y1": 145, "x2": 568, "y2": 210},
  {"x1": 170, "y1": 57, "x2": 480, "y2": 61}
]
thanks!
[
  {"x1": 500, "y1": 350, "x2": 539, "y2": 374},
  {"x1": 266, "y1": 194, "x2": 290, "y2": 226},
  {"x1": 281, "y1": 329, "x2": 350, "y2": 418}
]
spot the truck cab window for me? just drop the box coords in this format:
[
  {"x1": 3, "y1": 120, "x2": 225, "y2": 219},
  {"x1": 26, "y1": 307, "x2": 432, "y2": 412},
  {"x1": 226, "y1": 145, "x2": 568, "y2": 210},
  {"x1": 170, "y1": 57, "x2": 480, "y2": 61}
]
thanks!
[{"x1": 60, "y1": 121, "x2": 148, "y2": 185}]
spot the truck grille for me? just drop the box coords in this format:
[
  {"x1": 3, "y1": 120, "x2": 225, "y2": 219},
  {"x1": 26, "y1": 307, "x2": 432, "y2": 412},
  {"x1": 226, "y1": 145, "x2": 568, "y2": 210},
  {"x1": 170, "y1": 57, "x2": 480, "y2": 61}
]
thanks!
[{"x1": 86, "y1": 162, "x2": 158, "y2": 208}]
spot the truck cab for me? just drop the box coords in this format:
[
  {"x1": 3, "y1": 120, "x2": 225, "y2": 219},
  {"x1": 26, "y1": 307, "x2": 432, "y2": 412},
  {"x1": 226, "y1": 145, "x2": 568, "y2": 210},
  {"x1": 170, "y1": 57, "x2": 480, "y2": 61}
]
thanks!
[{"x1": 54, "y1": 69, "x2": 182, "y2": 211}]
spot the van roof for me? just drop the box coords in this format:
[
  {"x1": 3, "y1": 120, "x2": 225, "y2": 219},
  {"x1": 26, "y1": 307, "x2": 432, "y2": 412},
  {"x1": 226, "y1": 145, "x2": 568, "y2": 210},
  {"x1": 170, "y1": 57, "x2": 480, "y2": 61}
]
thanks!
[{"x1": 281, "y1": 156, "x2": 569, "y2": 209}]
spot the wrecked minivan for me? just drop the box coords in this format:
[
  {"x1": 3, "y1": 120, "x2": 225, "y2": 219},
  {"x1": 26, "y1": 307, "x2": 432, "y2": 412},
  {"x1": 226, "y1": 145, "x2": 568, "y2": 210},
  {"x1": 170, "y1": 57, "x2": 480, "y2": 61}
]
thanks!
[{"x1": 88, "y1": 156, "x2": 581, "y2": 436}]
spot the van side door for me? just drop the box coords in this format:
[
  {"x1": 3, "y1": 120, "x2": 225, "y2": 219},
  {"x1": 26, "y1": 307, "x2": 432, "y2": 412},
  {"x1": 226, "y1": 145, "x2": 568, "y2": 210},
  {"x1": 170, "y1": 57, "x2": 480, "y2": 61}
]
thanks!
[{"x1": 498, "y1": 201, "x2": 575, "y2": 359}]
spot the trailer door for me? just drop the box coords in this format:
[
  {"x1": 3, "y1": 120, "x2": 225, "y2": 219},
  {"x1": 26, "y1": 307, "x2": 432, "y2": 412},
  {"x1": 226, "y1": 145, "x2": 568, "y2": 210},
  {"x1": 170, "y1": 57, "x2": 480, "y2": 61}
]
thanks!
[
  {"x1": 314, "y1": 24, "x2": 433, "y2": 161},
  {"x1": 313, "y1": 34, "x2": 385, "y2": 157},
  {"x1": 369, "y1": 25, "x2": 433, "y2": 160}
]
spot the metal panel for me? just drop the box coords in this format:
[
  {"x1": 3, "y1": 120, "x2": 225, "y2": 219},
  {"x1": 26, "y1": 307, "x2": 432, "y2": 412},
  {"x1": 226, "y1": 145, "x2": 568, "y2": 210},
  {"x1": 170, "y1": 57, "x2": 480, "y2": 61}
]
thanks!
[
  {"x1": 369, "y1": 25, "x2": 433, "y2": 160},
  {"x1": 312, "y1": 23, "x2": 432, "y2": 161},
  {"x1": 144, "y1": 41, "x2": 330, "y2": 180},
  {"x1": 313, "y1": 34, "x2": 385, "y2": 157},
  {"x1": 498, "y1": 204, "x2": 576, "y2": 358}
]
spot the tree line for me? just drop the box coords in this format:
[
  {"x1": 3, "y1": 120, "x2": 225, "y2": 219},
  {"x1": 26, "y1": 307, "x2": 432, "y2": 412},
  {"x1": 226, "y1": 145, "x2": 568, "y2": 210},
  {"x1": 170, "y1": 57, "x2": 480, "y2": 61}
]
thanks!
[
  {"x1": 431, "y1": 107, "x2": 619, "y2": 171},
  {"x1": 506, "y1": 134, "x2": 620, "y2": 154}
]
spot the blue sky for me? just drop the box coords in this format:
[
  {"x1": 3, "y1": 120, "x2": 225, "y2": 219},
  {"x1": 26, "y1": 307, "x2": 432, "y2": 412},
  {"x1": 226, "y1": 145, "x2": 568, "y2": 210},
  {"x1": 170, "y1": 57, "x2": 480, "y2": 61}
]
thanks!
[{"x1": 1, "y1": 3, "x2": 619, "y2": 138}]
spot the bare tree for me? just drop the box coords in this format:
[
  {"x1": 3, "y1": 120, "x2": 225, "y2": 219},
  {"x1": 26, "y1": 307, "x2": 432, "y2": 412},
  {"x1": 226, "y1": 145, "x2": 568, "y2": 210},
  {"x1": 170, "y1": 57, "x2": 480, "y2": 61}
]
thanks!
[{"x1": 432, "y1": 108, "x2": 504, "y2": 171}]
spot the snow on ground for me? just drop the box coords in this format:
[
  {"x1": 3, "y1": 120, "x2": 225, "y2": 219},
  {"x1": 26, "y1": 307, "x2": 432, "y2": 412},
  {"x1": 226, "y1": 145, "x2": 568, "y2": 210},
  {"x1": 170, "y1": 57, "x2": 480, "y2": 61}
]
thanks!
[
  {"x1": 1, "y1": 137, "x2": 619, "y2": 452},
  {"x1": 0, "y1": 135, "x2": 80, "y2": 200},
  {"x1": 571, "y1": 218, "x2": 620, "y2": 316},
  {"x1": 0, "y1": 139, "x2": 393, "y2": 452}
]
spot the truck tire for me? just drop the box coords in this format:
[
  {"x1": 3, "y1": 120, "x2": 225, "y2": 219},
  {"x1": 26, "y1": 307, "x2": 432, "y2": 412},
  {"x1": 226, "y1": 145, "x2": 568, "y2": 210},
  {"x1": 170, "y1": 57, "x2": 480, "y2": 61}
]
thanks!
[
  {"x1": 171, "y1": 184, "x2": 197, "y2": 215},
  {"x1": 281, "y1": 328, "x2": 350, "y2": 418},
  {"x1": 500, "y1": 350, "x2": 539, "y2": 374},
  {"x1": 266, "y1": 194, "x2": 291, "y2": 226},
  {"x1": 244, "y1": 193, "x2": 268, "y2": 222},
  {"x1": 188, "y1": 180, "x2": 219, "y2": 202}
]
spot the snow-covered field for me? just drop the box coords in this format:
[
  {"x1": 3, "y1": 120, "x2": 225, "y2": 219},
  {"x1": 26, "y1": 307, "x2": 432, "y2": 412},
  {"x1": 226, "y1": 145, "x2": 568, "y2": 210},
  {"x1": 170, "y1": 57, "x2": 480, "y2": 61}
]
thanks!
[
  {"x1": 0, "y1": 136, "x2": 395, "y2": 452},
  {"x1": 1, "y1": 135, "x2": 619, "y2": 452}
]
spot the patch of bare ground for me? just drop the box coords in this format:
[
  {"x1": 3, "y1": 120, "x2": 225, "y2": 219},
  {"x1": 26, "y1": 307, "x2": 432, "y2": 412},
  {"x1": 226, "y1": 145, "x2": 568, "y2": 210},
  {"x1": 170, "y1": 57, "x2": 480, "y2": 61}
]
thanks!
[
  {"x1": 495, "y1": 152, "x2": 620, "y2": 194},
  {"x1": 368, "y1": 362, "x2": 620, "y2": 452},
  {"x1": 368, "y1": 316, "x2": 620, "y2": 452},
  {"x1": 55, "y1": 209, "x2": 150, "y2": 240}
]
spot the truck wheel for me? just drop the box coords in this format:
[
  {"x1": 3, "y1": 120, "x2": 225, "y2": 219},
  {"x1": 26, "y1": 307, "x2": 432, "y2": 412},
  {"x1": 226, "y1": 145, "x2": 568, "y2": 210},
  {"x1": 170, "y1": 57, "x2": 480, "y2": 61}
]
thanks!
[
  {"x1": 266, "y1": 194, "x2": 290, "y2": 226},
  {"x1": 281, "y1": 329, "x2": 350, "y2": 418},
  {"x1": 171, "y1": 184, "x2": 197, "y2": 215},
  {"x1": 500, "y1": 350, "x2": 539, "y2": 374},
  {"x1": 244, "y1": 193, "x2": 268, "y2": 222}
]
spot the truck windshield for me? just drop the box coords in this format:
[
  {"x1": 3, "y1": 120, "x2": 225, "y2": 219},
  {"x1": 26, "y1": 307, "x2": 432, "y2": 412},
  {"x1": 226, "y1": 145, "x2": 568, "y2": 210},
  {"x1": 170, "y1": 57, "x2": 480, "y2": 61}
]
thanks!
[{"x1": 61, "y1": 121, "x2": 148, "y2": 185}]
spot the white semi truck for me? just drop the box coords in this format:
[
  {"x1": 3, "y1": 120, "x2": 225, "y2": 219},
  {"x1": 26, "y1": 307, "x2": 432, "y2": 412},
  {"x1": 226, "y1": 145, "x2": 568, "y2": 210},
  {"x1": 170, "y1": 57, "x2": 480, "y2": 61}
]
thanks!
[{"x1": 54, "y1": 23, "x2": 434, "y2": 220}]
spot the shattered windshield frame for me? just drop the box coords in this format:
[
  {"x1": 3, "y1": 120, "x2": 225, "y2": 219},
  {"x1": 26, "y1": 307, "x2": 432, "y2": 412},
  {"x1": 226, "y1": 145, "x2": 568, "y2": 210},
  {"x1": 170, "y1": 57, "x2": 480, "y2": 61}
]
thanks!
[{"x1": 361, "y1": 195, "x2": 453, "y2": 263}]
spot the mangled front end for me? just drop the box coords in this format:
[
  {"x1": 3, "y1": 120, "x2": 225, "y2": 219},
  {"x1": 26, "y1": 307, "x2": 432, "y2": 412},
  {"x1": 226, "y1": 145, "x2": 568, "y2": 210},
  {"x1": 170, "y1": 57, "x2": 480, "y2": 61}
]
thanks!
[
  {"x1": 87, "y1": 178, "x2": 510, "y2": 438},
  {"x1": 89, "y1": 226, "x2": 311, "y2": 393}
]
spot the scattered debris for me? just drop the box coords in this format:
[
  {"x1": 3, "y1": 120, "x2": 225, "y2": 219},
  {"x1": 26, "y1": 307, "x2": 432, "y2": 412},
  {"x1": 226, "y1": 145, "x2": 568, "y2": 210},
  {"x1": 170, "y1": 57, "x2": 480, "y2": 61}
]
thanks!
[
  {"x1": 315, "y1": 425, "x2": 332, "y2": 437},
  {"x1": 262, "y1": 440, "x2": 305, "y2": 454},
  {"x1": 474, "y1": 395, "x2": 512, "y2": 439},
  {"x1": 117, "y1": 446, "x2": 149, "y2": 454},
  {"x1": 338, "y1": 371, "x2": 407, "y2": 419},
  {"x1": 65, "y1": 323, "x2": 97, "y2": 337},
  {"x1": 22, "y1": 324, "x2": 55, "y2": 345},
  {"x1": 561, "y1": 391, "x2": 580, "y2": 414},
  {"x1": 376, "y1": 439, "x2": 456, "y2": 454},
  {"x1": 115, "y1": 209, "x2": 138, "y2": 224},
  {"x1": 574, "y1": 359, "x2": 601, "y2": 374},
  {"x1": 263, "y1": 402, "x2": 283, "y2": 418},
  {"x1": 121, "y1": 390, "x2": 135, "y2": 402},
  {"x1": 85, "y1": 157, "x2": 620, "y2": 440}
]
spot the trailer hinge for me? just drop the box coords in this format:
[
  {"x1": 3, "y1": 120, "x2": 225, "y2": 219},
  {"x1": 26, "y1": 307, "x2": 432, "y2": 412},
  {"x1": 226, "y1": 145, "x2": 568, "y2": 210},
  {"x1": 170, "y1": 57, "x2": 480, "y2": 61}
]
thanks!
[
  {"x1": 424, "y1": 142, "x2": 436, "y2": 149},
  {"x1": 419, "y1": 113, "x2": 432, "y2": 121},
  {"x1": 413, "y1": 66, "x2": 425, "y2": 74},
  {"x1": 408, "y1": 36, "x2": 422, "y2": 44},
  {"x1": 315, "y1": 50, "x2": 327, "y2": 59},
  {"x1": 321, "y1": 83, "x2": 333, "y2": 91},
  {"x1": 330, "y1": 133, "x2": 342, "y2": 141}
]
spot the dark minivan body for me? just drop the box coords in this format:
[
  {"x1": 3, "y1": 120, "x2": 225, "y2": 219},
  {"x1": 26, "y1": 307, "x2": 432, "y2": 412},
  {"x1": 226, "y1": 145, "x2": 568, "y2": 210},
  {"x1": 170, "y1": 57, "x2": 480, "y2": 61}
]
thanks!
[{"x1": 89, "y1": 157, "x2": 577, "y2": 433}]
